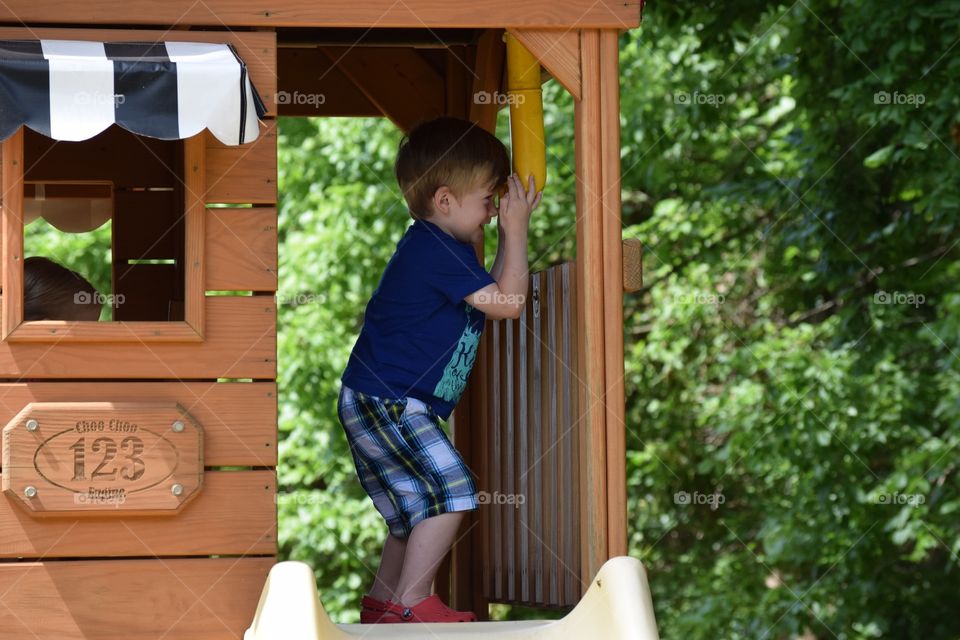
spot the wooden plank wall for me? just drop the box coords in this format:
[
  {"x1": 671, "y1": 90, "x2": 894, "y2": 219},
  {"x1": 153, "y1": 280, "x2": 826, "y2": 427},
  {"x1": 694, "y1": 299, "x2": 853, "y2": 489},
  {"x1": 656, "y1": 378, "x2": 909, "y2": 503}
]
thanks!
[
  {"x1": 481, "y1": 262, "x2": 581, "y2": 608},
  {"x1": 0, "y1": 29, "x2": 278, "y2": 640}
]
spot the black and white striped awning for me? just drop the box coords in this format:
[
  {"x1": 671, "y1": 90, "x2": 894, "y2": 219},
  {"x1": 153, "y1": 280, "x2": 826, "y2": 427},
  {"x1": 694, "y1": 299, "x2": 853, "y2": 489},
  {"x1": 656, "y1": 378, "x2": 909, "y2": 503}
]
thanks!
[{"x1": 0, "y1": 39, "x2": 266, "y2": 146}]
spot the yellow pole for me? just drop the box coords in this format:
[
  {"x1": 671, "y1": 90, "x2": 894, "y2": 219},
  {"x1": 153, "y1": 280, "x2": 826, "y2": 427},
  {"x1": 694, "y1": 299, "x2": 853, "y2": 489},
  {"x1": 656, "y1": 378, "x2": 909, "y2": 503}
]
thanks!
[{"x1": 505, "y1": 32, "x2": 546, "y2": 193}]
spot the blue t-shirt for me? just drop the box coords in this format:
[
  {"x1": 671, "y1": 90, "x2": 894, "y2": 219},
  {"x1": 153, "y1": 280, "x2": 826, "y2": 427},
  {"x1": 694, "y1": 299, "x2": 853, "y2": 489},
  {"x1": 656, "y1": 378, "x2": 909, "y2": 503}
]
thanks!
[{"x1": 341, "y1": 218, "x2": 496, "y2": 420}]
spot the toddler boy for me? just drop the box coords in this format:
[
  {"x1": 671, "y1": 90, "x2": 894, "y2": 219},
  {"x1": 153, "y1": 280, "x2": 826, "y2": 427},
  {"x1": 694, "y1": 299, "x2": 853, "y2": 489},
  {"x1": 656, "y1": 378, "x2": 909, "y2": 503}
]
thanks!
[{"x1": 338, "y1": 116, "x2": 541, "y2": 623}]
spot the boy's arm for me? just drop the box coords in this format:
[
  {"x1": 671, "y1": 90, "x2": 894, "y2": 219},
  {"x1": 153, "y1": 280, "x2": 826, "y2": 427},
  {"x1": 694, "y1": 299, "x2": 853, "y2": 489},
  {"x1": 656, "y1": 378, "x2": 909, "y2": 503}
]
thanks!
[
  {"x1": 467, "y1": 174, "x2": 541, "y2": 320},
  {"x1": 469, "y1": 227, "x2": 529, "y2": 320}
]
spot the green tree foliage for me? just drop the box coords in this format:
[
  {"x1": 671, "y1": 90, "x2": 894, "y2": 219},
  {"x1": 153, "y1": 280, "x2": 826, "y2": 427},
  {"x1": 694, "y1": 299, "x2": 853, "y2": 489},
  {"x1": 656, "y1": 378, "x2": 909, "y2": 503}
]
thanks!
[{"x1": 624, "y1": 1, "x2": 959, "y2": 638}]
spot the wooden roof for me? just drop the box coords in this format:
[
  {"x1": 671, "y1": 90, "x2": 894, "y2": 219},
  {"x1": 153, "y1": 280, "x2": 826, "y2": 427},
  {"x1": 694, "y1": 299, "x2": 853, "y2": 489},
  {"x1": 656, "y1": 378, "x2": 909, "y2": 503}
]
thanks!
[{"x1": 0, "y1": 0, "x2": 641, "y2": 29}]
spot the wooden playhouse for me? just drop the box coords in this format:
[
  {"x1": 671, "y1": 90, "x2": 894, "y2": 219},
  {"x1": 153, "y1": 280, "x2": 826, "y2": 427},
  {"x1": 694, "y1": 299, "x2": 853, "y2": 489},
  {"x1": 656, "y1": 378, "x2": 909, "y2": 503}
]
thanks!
[{"x1": 0, "y1": 2, "x2": 650, "y2": 638}]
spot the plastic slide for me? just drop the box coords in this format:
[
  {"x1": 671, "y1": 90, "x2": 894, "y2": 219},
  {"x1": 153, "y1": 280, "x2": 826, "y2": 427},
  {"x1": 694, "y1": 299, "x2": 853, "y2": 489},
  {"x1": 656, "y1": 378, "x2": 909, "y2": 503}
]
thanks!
[{"x1": 243, "y1": 555, "x2": 660, "y2": 639}]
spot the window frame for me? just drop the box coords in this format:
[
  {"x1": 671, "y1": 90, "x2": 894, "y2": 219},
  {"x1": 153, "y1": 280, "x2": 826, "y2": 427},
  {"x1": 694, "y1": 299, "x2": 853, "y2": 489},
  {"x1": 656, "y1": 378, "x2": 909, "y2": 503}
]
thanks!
[{"x1": 1, "y1": 127, "x2": 206, "y2": 343}]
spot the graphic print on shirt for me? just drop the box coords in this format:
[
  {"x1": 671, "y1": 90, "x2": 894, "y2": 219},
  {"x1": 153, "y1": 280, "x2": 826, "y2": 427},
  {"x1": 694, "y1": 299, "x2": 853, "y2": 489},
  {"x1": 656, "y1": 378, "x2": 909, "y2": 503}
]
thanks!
[{"x1": 433, "y1": 304, "x2": 482, "y2": 403}]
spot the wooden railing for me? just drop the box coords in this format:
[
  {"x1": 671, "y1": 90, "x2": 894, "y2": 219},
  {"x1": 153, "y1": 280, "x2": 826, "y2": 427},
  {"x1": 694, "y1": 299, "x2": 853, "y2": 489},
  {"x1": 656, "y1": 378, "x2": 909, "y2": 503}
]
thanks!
[{"x1": 480, "y1": 261, "x2": 581, "y2": 607}]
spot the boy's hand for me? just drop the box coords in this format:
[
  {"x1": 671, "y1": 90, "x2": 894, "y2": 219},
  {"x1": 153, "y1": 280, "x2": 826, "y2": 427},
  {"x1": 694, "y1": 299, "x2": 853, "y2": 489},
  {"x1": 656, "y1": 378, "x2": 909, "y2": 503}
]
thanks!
[{"x1": 497, "y1": 173, "x2": 542, "y2": 235}]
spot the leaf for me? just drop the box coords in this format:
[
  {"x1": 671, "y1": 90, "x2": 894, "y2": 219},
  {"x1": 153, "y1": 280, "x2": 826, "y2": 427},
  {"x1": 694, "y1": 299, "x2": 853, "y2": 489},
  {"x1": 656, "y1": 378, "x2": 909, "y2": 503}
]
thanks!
[{"x1": 863, "y1": 145, "x2": 895, "y2": 169}]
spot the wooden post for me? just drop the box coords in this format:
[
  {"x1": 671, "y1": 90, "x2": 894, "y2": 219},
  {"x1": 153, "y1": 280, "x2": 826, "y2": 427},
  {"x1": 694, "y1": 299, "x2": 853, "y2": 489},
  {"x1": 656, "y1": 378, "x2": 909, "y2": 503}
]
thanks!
[
  {"x1": 575, "y1": 28, "x2": 608, "y2": 586},
  {"x1": 1, "y1": 128, "x2": 24, "y2": 340},
  {"x1": 574, "y1": 28, "x2": 628, "y2": 587},
  {"x1": 600, "y1": 29, "x2": 627, "y2": 560}
]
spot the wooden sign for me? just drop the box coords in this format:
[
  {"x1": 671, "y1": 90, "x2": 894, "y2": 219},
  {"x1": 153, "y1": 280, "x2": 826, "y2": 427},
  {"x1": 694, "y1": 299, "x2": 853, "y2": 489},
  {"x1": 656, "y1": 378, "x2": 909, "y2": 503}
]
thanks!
[{"x1": 2, "y1": 402, "x2": 203, "y2": 516}]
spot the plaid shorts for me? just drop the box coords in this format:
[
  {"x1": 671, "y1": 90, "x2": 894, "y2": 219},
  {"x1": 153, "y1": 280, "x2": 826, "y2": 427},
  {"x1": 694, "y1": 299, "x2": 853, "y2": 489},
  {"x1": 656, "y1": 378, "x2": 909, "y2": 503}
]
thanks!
[{"x1": 337, "y1": 384, "x2": 478, "y2": 538}]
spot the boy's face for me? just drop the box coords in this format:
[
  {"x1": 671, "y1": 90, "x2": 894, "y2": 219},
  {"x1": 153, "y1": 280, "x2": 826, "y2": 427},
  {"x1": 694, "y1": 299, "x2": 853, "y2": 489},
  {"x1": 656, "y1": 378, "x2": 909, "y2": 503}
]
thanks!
[{"x1": 428, "y1": 182, "x2": 498, "y2": 244}]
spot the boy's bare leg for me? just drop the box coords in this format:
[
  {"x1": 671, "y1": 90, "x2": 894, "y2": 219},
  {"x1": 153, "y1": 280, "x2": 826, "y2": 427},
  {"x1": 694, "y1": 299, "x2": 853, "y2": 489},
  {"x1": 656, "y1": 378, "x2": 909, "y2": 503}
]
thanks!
[
  {"x1": 367, "y1": 534, "x2": 407, "y2": 602},
  {"x1": 394, "y1": 511, "x2": 465, "y2": 607}
]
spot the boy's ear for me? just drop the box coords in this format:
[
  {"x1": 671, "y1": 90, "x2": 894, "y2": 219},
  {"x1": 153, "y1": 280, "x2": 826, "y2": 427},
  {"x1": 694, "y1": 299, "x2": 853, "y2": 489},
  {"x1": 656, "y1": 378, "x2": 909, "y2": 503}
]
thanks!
[{"x1": 432, "y1": 185, "x2": 453, "y2": 215}]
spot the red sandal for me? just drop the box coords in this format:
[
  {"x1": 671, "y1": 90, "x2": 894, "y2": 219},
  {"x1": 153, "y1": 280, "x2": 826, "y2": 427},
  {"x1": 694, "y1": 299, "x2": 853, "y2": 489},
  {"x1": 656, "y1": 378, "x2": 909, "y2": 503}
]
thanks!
[
  {"x1": 382, "y1": 594, "x2": 477, "y2": 623},
  {"x1": 360, "y1": 595, "x2": 403, "y2": 624}
]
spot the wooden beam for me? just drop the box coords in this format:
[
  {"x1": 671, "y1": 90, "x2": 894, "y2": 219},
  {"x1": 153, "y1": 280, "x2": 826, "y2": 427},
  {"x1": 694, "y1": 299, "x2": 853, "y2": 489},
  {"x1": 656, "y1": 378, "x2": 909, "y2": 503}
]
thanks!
[
  {"x1": 318, "y1": 47, "x2": 445, "y2": 132},
  {"x1": 184, "y1": 134, "x2": 206, "y2": 338},
  {"x1": 1, "y1": 128, "x2": 24, "y2": 341},
  {"x1": 277, "y1": 48, "x2": 381, "y2": 117},
  {"x1": 0, "y1": 1, "x2": 641, "y2": 28},
  {"x1": 508, "y1": 28, "x2": 582, "y2": 100},
  {"x1": 573, "y1": 28, "x2": 628, "y2": 583},
  {"x1": 445, "y1": 45, "x2": 472, "y2": 120},
  {"x1": 468, "y1": 29, "x2": 506, "y2": 133},
  {"x1": 574, "y1": 28, "x2": 609, "y2": 588},
  {"x1": 600, "y1": 29, "x2": 627, "y2": 560}
]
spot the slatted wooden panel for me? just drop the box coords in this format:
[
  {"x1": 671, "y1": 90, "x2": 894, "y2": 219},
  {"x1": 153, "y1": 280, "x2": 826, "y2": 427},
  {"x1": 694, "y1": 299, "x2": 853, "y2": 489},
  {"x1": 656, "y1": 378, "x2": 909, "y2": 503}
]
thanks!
[
  {"x1": 483, "y1": 262, "x2": 580, "y2": 607},
  {"x1": 0, "y1": 557, "x2": 275, "y2": 640}
]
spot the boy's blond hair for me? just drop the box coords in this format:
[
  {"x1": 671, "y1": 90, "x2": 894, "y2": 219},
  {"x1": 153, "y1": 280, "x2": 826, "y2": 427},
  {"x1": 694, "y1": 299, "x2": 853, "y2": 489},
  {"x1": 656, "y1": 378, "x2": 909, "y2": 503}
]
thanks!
[{"x1": 395, "y1": 117, "x2": 510, "y2": 220}]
